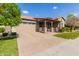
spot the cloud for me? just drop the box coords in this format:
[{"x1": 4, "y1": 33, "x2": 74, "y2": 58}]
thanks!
[
  {"x1": 52, "y1": 6, "x2": 58, "y2": 10},
  {"x1": 22, "y1": 10, "x2": 29, "y2": 14}
]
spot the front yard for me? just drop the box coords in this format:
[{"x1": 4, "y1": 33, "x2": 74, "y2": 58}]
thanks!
[
  {"x1": 54, "y1": 32, "x2": 79, "y2": 39},
  {"x1": 0, "y1": 39, "x2": 18, "y2": 56}
]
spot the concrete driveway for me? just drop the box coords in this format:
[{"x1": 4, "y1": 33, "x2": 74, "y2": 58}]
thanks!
[
  {"x1": 16, "y1": 24, "x2": 66, "y2": 56},
  {"x1": 34, "y1": 38, "x2": 79, "y2": 56}
]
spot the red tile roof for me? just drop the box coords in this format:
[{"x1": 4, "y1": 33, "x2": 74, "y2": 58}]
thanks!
[
  {"x1": 21, "y1": 16, "x2": 36, "y2": 21},
  {"x1": 21, "y1": 16, "x2": 65, "y2": 22}
]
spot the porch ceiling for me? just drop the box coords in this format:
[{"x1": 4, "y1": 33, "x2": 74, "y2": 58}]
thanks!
[{"x1": 34, "y1": 18, "x2": 61, "y2": 23}]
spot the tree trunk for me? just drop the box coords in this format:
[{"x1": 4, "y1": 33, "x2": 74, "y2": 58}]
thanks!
[
  {"x1": 5, "y1": 26, "x2": 12, "y2": 35},
  {"x1": 74, "y1": 27, "x2": 76, "y2": 32},
  {"x1": 70, "y1": 26, "x2": 73, "y2": 32}
]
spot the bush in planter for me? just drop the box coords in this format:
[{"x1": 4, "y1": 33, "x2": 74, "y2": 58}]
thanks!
[
  {"x1": 1, "y1": 32, "x2": 18, "y2": 40},
  {"x1": 11, "y1": 32, "x2": 17, "y2": 35},
  {"x1": 2, "y1": 33, "x2": 8, "y2": 36}
]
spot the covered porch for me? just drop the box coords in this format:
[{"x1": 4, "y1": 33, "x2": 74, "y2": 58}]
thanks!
[{"x1": 35, "y1": 18, "x2": 61, "y2": 33}]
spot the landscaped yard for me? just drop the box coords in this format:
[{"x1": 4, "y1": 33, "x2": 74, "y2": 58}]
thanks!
[
  {"x1": 54, "y1": 32, "x2": 79, "y2": 39},
  {"x1": 0, "y1": 39, "x2": 18, "y2": 56}
]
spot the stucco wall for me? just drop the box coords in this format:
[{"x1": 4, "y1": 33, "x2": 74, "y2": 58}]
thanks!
[{"x1": 58, "y1": 17, "x2": 65, "y2": 28}]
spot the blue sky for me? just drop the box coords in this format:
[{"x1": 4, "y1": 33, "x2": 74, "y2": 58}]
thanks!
[{"x1": 18, "y1": 3, "x2": 79, "y2": 18}]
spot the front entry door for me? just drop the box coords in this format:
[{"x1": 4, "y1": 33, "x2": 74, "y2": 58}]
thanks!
[{"x1": 47, "y1": 22, "x2": 52, "y2": 32}]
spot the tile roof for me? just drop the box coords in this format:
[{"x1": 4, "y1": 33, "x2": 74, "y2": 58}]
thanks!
[
  {"x1": 21, "y1": 16, "x2": 65, "y2": 22},
  {"x1": 21, "y1": 16, "x2": 36, "y2": 21}
]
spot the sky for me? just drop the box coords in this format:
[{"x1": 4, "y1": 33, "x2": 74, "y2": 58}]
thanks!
[{"x1": 18, "y1": 3, "x2": 79, "y2": 18}]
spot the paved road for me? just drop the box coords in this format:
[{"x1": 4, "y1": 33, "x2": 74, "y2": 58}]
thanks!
[{"x1": 16, "y1": 24, "x2": 66, "y2": 56}]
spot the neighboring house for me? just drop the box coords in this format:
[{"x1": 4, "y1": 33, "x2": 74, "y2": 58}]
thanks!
[{"x1": 21, "y1": 16, "x2": 65, "y2": 33}]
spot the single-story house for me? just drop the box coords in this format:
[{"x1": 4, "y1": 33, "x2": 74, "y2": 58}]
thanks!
[{"x1": 21, "y1": 16, "x2": 65, "y2": 33}]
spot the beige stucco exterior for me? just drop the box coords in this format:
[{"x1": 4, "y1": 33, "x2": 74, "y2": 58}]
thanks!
[{"x1": 21, "y1": 16, "x2": 65, "y2": 33}]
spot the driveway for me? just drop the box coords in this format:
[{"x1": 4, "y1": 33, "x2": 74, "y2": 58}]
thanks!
[
  {"x1": 16, "y1": 24, "x2": 67, "y2": 56},
  {"x1": 34, "y1": 38, "x2": 79, "y2": 56}
]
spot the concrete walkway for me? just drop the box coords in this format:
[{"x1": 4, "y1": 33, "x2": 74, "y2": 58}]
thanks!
[
  {"x1": 16, "y1": 24, "x2": 66, "y2": 56},
  {"x1": 34, "y1": 38, "x2": 79, "y2": 56}
]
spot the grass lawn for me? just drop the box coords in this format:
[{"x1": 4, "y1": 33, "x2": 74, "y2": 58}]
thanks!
[
  {"x1": 0, "y1": 38, "x2": 18, "y2": 56},
  {"x1": 54, "y1": 32, "x2": 79, "y2": 39}
]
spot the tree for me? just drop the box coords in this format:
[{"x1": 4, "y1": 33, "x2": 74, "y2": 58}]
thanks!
[
  {"x1": 67, "y1": 14, "x2": 76, "y2": 20},
  {"x1": 66, "y1": 14, "x2": 79, "y2": 32},
  {"x1": 0, "y1": 3, "x2": 21, "y2": 34}
]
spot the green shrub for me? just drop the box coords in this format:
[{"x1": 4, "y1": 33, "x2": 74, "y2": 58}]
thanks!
[
  {"x1": 0, "y1": 27, "x2": 5, "y2": 33},
  {"x1": 60, "y1": 27, "x2": 70, "y2": 32}
]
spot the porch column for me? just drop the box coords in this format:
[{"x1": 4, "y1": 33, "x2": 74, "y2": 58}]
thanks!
[
  {"x1": 36, "y1": 21, "x2": 39, "y2": 32},
  {"x1": 44, "y1": 20, "x2": 47, "y2": 33},
  {"x1": 51, "y1": 21, "x2": 53, "y2": 32},
  {"x1": 57, "y1": 22, "x2": 60, "y2": 32}
]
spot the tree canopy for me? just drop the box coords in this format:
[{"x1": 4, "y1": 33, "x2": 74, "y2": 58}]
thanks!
[
  {"x1": 66, "y1": 14, "x2": 79, "y2": 27},
  {"x1": 0, "y1": 3, "x2": 21, "y2": 27},
  {"x1": 67, "y1": 14, "x2": 76, "y2": 20}
]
